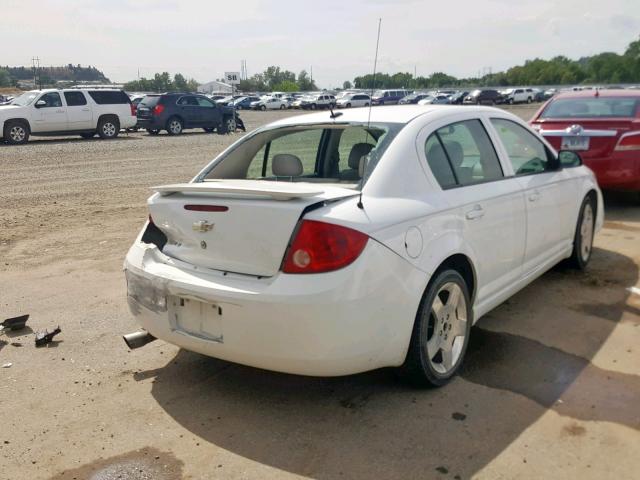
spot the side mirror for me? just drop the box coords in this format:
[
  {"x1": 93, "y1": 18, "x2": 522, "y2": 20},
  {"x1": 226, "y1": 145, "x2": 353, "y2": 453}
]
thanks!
[
  {"x1": 558, "y1": 150, "x2": 582, "y2": 168},
  {"x1": 35, "y1": 100, "x2": 47, "y2": 108}
]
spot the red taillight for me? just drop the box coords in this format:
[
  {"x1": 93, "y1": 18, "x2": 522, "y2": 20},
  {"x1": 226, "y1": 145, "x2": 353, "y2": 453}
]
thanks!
[
  {"x1": 130, "y1": 103, "x2": 137, "y2": 116},
  {"x1": 153, "y1": 104, "x2": 165, "y2": 116},
  {"x1": 615, "y1": 133, "x2": 640, "y2": 151},
  {"x1": 282, "y1": 220, "x2": 368, "y2": 274}
]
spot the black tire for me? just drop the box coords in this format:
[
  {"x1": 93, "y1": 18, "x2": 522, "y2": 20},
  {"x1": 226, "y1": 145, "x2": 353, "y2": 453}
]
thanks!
[
  {"x1": 508, "y1": 98, "x2": 514, "y2": 105},
  {"x1": 97, "y1": 116, "x2": 120, "y2": 139},
  {"x1": 3, "y1": 120, "x2": 30, "y2": 145},
  {"x1": 346, "y1": 103, "x2": 352, "y2": 108},
  {"x1": 260, "y1": 105, "x2": 267, "y2": 111},
  {"x1": 310, "y1": 103, "x2": 317, "y2": 110},
  {"x1": 279, "y1": 104, "x2": 285, "y2": 110},
  {"x1": 567, "y1": 195, "x2": 596, "y2": 269},
  {"x1": 399, "y1": 269, "x2": 472, "y2": 388},
  {"x1": 166, "y1": 117, "x2": 183, "y2": 135},
  {"x1": 80, "y1": 132, "x2": 95, "y2": 139},
  {"x1": 527, "y1": 97, "x2": 532, "y2": 104},
  {"x1": 218, "y1": 116, "x2": 236, "y2": 135},
  {"x1": 364, "y1": 102, "x2": 370, "y2": 107},
  {"x1": 203, "y1": 127, "x2": 215, "y2": 133},
  {"x1": 146, "y1": 129, "x2": 160, "y2": 135}
]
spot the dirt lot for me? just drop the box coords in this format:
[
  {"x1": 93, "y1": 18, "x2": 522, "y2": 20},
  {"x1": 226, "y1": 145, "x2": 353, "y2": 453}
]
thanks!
[{"x1": 1, "y1": 105, "x2": 639, "y2": 480}]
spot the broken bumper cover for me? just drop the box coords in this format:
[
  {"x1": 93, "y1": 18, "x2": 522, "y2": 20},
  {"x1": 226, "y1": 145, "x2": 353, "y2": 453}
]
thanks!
[{"x1": 123, "y1": 240, "x2": 427, "y2": 376}]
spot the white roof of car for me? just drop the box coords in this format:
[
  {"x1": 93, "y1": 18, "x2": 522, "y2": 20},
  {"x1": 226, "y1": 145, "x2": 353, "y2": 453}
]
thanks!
[{"x1": 267, "y1": 105, "x2": 502, "y2": 127}]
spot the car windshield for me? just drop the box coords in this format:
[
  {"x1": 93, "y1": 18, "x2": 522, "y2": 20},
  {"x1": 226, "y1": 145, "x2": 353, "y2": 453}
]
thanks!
[
  {"x1": 11, "y1": 91, "x2": 39, "y2": 106},
  {"x1": 199, "y1": 122, "x2": 404, "y2": 189},
  {"x1": 540, "y1": 97, "x2": 640, "y2": 118}
]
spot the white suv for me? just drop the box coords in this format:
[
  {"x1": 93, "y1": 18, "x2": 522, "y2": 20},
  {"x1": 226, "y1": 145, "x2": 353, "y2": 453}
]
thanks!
[
  {"x1": 300, "y1": 94, "x2": 336, "y2": 110},
  {"x1": 502, "y1": 88, "x2": 534, "y2": 104},
  {"x1": 1, "y1": 89, "x2": 136, "y2": 145}
]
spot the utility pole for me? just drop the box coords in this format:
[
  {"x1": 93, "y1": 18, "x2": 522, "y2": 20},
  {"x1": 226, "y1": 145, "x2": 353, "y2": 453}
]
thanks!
[{"x1": 32, "y1": 56, "x2": 40, "y2": 88}]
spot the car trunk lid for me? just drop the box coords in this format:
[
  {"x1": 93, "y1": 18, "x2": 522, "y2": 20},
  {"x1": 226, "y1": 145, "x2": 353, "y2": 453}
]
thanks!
[
  {"x1": 148, "y1": 180, "x2": 358, "y2": 277},
  {"x1": 535, "y1": 118, "x2": 633, "y2": 158}
]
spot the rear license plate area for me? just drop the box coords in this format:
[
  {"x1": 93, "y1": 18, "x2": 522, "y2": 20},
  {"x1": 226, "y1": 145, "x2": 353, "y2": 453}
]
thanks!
[
  {"x1": 561, "y1": 136, "x2": 589, "y2": 150},
  {"x1": 168, "y1": 296, "x2": 223, "y2": 342}
]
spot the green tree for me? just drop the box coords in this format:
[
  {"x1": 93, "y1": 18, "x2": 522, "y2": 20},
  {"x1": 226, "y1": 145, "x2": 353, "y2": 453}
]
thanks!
[
  {"x1": 0, "y1": 68, "x2": 11, "y2": 87},
  {"x1": 343, "y1": 80, "x2": 352, "y2": 89},
  {"x1": 272, "y1": 80, "x2": 299, "y2": 92},
  {"x1": 297, "y1": 70, "x2": 316, "y2": 91}
]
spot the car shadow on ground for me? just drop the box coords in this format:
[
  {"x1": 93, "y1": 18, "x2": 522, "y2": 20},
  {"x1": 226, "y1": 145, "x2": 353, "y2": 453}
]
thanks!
[
  {"x1": 0, "y1": 136, "x2": 139, "y2": 147},
  {"x1": 134, "y1": 203, "x2": 639, "y2": 480}
]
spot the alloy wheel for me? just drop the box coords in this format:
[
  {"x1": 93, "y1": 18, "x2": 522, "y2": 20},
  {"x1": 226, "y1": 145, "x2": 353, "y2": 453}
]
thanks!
[
  {"x1": 102, "y1": 122, "x2": 117, "y2": 137},
  {"x1": 9, "y1": 125, "x2": 26, "y2": 142},
  {"x1": 169, "y1": 120, "x2": 182, "y2": 134},
  {"x1": 424, "y1": 282, "x2": 468, "y2": 374},
  {"x1": 580, "y1": 203, "x2": 594, "y2": 262}
]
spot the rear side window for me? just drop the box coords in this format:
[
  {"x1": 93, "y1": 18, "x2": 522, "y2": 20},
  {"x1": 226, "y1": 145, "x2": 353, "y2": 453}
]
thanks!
[
  {"x1": 425, "y1": 119, "x2": 503, "y2": 188},
  {"x1": 88, "y1": 90, "x2": 130, "y2": 105},
  {"x1": 491, "y1": 118, "x2": 552, "y2": 175},
  {"x1": 64, "y1": 91, "x2": 87, "y2": 106}
]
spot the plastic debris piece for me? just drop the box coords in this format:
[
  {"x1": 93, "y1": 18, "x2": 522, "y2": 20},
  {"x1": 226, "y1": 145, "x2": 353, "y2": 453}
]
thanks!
[
  {"x1": 35, "y1": 326, "x2": 61, "y2": 347},
  {"x1": 2, "y1": 363, "x2": 12, "y2": 368},
  {"x1": 0, "y1": 314, "x2": 29, "y2": 333}
]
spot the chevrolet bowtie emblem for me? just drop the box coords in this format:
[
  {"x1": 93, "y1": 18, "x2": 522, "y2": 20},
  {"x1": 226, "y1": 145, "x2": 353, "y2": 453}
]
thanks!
[{"x1": 192, "y1": 220, "x2": 214, "y2": 232}]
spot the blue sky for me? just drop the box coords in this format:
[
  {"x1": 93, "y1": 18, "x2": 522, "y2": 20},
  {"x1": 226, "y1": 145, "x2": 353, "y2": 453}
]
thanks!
[{"x1": 1, "y1": 0, "x2": 638, "y2": 87}]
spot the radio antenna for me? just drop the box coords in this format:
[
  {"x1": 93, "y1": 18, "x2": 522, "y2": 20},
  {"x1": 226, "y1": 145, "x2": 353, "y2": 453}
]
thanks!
[{"x1": 358, "y1": 17, "x2": 382, "y2": 210}]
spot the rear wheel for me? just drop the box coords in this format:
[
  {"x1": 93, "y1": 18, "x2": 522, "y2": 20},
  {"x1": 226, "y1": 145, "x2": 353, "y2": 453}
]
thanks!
[
  {"x1": 97, "y1": 116, "x2": 120, "y2": 139},
  {"x1": 279, "y1": 104, "x2": 285, "y2": 110},
  {"x1": 166, "y1": 117, "x2": 183, "y2": 135},
  {"x1": 3, "y1": 120, "x2": 29, "y2": 145},
  {"x1": 399, "y1": 270, "x2": 472, "y2": 387},
  {"x1": 568, "y1": 195, "x2": 596, "y2": 269}
]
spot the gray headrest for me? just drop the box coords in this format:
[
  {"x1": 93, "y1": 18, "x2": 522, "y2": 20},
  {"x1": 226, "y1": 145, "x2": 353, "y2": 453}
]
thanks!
[
  {"x1": 272, "y1": 154, "x2": 303, "y2": 177},
  {"x1": 348, "y1": 143, "x2": 374, "y2": 169}
]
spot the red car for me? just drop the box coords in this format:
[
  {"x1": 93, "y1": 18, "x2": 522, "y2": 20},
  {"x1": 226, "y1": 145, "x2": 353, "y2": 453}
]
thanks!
[{"x1": 530, "y1": 89, "x2": 640, "y2": 192}]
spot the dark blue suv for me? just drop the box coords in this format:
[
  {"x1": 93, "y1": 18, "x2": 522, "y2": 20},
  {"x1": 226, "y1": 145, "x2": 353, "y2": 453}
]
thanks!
[{"x1": 136, "y1": 93, "x2": 245, "y2": 135}]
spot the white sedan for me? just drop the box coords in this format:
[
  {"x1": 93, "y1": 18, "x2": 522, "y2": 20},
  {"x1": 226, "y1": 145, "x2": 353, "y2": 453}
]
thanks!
[
  {"x1": 124, "y1": 105, "x2": 603, "y2": 387},
  {"x1": 250, "y1": 97, "x2": 287, "y2": 110}
]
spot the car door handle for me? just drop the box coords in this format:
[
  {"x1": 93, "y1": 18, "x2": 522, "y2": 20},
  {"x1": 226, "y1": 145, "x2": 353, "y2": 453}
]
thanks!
[
  {"x1": 81, "y1": 108, "x2": 90, "y2": 111},
  {"x1": 528, "y1": 190, "x2": 541, "y2": 202},
  {"x1": 56, "y1": 109, "x2": 65, "y2": 113},
  {"x1": 465, "y1": 205, "x2": 485, "y2": 220}
]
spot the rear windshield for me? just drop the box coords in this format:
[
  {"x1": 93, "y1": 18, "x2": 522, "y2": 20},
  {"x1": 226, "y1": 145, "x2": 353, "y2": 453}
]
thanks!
[
  {"x1": 200, "y1": 122, "x2": 404, "y2": 189},
  {"x1": 139, "y1": 96, "x2": 161, "y2": 107},
  {"x1": 540, "y1": 97, "x2": 640, "y2": 119},
  {"x1": 88, "y1": 90, "x2": 131, "y2": 104}
]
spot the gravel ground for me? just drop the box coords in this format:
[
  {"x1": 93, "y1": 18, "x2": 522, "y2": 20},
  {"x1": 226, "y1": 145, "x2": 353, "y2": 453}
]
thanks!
[{"x1": 1, "y1": 105, "x2": 639, "y2": 480}]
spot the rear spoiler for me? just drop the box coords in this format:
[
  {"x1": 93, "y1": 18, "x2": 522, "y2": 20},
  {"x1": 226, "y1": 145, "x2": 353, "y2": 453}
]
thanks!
[{"x1": 152, "y1": 182, "x2": 325, "y2": 201}]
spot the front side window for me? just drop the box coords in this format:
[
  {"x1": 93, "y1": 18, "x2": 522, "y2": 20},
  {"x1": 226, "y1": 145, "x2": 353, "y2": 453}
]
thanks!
[
  {"x1": 39, "y1": 92, "x2": 62, "y2": 108},
  {"x1": 425, "y1": 119, "x2": 503, "y2": 188},
  {"x1": 196, "y1": 97, "x2": 215, "y2": 107},
  {"x1": 491, "y1": 118, "x2": 553, "y2": 175},
  {"x1": 64, "y1": 91, "x2": 87, "y2": 106}
]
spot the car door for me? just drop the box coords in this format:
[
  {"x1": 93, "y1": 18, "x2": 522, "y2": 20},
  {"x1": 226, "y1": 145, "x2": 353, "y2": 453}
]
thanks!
[
  {"x1": 31, "y1": 92, "x2": 68, "y2": 132},
  {"x1": 420, "y1": 116, "x2": 527, "y2": 306},
  {"x1": 63, "y1": 91, "x2": 93, "y2": 130},
  {"x1": 176, "y1": 95, "x2": 200, "y2": 127},
  {"x1": 489, "y1": 117, "x2": 579, "y2": 276},
  {"x1": 195, "y1": 96, "x2": 221, "y2": 127}
]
